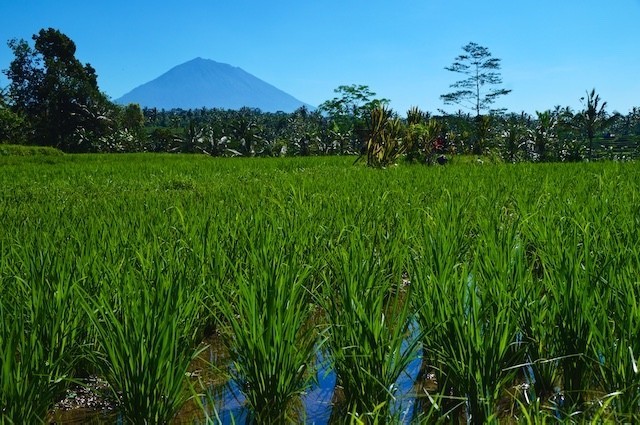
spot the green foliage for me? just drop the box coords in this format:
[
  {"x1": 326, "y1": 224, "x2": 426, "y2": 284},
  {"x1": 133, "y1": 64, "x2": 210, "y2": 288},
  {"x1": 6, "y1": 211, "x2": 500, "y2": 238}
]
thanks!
[
  {"x1": 580, "y1": 88, "x2": 613, "y2": 160},
  {"x1": 282, "y1": 106, "x2": 322, "y2": 156},
  {"x1": 319, "y1": 84, "x2": 388, "y2": 126},
  {"x1": 319, "y1": 84, "x2": 389, "y2": 151},
  {"x1": 496, "y1": 113, "x2": 532, "y2": 162},
  {"x1": 592, "y1": 278, "x2": 640, "y2": 422},
  {"x1": 441, "y1": 42, "x2": 512, "y2": 156},
  {"x1": 473, "y1": 113, "x2": 495, "y2": 155},
  {"x1": 0, "y1": 144, "x2": 63, "y2": 156},
  {"x1": 148, "y1": 127, "x2": 180, "y2": 152},
  {"x1": 533, "y1": 110, "x2": 559, "y2": 161},
  {"x1": 212, "y1": 224, "x2": 318, "y2": 422},
  {"x1": 1, "y1": 250, "x2": 83, "y2": 424},
  {"x1": 1, "y1": 155, "x2": 640, "y2": 422},
  {"x1": 119, "y1": 103, "x2": 146, "y2": 145},
  {"x1": 406, "y1": 106, "x2": 430, "y2": 126},
  {"x1": 440, "y1": 42, "x2": 511, "y2": 117},
  {"x1": 360, "y1": 105, "x2": 405, "y2": 167},
  {"x1": 3, "y1": 28, "x2": 113, "y2": 151},
  {"x1": 0, "y1": 90, "x2": 29, "y2": 144},
  {"x1": 124, "y1": 98, "x2": 639, "y2": 161},
  {"x1": 77, "y1": 226, "x2": 206, "y2": 423},
  {"x1": 320, "y1": 226, "x2": 420, "y2": 418},
  {"x1": 405, "y1": 116, "x2": 446, "y2": 164},
  {"x1": 553, "y1": 105, "x2": 585, "y2": 161},
  {"x1": 412, "y1": 204, "x2": 527, "y2": 422}
]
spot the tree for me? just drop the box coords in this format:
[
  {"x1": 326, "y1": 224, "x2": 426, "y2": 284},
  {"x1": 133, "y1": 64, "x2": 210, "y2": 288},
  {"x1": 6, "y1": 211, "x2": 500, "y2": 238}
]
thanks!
[
  {"x1": 319, "y1": 84, "x2": 389, "y2": 151},
  {"x1": 533, "y1": 110, "x2": 559, "y2": 162},
  {"x1": 405, "y1": 107, "x2": 451, "y2": 164},
  {"x1": 0, "y1": 88, "x2": 29, "y2": 144},
  {"x1": 283, "y1": 106, "x2": 322, "y2": 156},
  {"x1": 120, "y1": 103, "x2": 146, "y2": 145},
  {"x1": 441, "y1": 42, "x2": 511, "y2": 117},
  {"x1": 497, "y1": 113, "x2": 532, "y2": 163},
  {"x1": 229, "y1": 107, "x2": 261, "y2": 156},
  {"x1": 441, "y1": 42, "x2": 511, "y2": 154},
  {"x1": 580, "y1": 88, "x2": 611, "y2": 160},
  {"x1": 319, "y1": 85, "x2": 387, "y2": 121},
  {"x1": 360, "y1": 105, "x2": 405, "y2": 168},
  {"x1": 3, "y1": 28, "x2": 112, "y2": 151}
]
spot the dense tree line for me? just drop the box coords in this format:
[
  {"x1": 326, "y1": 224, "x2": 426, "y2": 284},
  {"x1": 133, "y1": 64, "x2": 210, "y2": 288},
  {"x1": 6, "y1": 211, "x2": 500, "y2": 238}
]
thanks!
[
  {"x1": 1, "y1": 29, "x2": 639, "y2": 163},
  {"x1": 118, "y1": 103, "x2": 640, "y2": 164}
]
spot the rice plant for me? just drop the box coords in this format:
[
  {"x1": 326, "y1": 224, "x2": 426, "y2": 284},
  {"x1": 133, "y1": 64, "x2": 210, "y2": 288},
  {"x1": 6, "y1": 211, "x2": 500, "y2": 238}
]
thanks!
[
  {"x1": 78, "y1": 247, "x2": 205, "y2": 424},
  {"x1": 1, "y1": 153, "x2": 640, "y2": 422},
  {"x1": 320, "y1": 227, "x2": 420, "y2": 420},
  {"x1": 589, "y1": 240, "x2": 640, "y2": 421},
  {"x1": 211, "y1": 224, "x2": 319, "y2": 423},
  {"x1": 412, "y1": 201, "x2": 528, "y2": 423},
  {"x1": 0, "y1": 250, "x2": 83, "y2": 424},
  {"x1": 360, "y1": 105, "x2": 406, "y2": 168},
  {"x1": 409, "y1": 194, "x2": 472, "y2": 420},
  {"x1": 529, "y1": 221, "x2": 602, "y2": 415}
]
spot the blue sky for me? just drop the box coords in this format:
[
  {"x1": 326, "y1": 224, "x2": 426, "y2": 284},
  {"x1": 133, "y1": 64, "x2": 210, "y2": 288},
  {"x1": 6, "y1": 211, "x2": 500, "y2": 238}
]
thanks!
[{"x1": 1, "y1": 0, "x2": 639, "y2": 115}]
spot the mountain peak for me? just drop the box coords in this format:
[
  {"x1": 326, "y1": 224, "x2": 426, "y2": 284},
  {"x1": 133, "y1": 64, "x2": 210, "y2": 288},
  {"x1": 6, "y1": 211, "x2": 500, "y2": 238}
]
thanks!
[
  {"x1": 186, "y1": 57, "x2": 219, "y2": 66},
  {"x1": 116, "y1": 58, "x2": 312, "y2": 112}
]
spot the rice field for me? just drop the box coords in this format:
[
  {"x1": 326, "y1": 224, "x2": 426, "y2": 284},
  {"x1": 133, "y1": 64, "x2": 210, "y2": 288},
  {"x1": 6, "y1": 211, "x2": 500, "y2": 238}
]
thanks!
[{"x1": 1, "y1": 154, "x2": 640, "y2": 423}]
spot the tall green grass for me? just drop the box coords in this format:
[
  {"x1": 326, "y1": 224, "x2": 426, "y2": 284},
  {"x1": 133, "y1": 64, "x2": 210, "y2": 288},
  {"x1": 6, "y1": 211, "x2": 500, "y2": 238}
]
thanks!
[
  {"x1": 78, "y1": 246, "x2": 205, "y2": 423},
  {"x1": 412, "y1": 207, "x2": 526, "y2": 422},
  {"x1": 0, "y1": 144, "x2": 64, "y2": 156},
  {"x1": 0, "y1": 249, "x2": 83, "y2": 423},
  {"x1": 211, "y1": 220, "x2": 319, "y2": 423},
  {"x1": 1, "y1": 155, "x2": 640, "y2": 422},
  {"x1": 320, "y1": 226, "x2": 420, "y2": 420}
]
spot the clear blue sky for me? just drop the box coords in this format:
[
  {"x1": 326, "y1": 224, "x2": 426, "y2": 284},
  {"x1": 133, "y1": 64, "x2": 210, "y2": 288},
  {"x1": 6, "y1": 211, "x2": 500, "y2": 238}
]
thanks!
[{"x1": 1, "y1": 0, "x2": 639, "y2": 115}]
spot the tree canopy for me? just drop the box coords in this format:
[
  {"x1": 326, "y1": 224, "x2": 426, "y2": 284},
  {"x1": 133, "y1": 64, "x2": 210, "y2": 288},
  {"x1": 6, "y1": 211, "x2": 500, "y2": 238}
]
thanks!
[
  {"x1": 580, "y1": 88, "x2": 612, "y2": 160},
  {"x1": 440, "y1": 42, "x2": 511, "y2": 117},
  {"x1": 318, "y1": 84, "x2": 389, "y2": 151},
  {"x1": 3, "y1": 28, "x2": 112, "y2": 151}
]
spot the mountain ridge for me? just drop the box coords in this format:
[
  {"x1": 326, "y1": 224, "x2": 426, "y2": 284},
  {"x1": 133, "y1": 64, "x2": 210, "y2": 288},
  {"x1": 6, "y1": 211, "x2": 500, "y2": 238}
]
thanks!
[{"x1": 116, "y1": 58, "x2": 313, "y2": 112}]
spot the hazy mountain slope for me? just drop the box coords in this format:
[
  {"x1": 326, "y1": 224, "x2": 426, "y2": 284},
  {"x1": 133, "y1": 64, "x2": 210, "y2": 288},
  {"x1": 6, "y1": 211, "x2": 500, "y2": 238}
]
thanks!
[{"x1": 116, "y1": 58, "x2": 312, "y2": 112}]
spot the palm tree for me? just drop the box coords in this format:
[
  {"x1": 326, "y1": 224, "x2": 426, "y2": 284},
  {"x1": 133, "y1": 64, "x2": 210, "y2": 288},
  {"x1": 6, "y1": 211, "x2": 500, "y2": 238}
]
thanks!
[
  {"x1": 534, "y1": 110, "x2": 558, "y2": 162},
  {"x1": 581, "y1": 89, "x2": 610, "y2": 160}
]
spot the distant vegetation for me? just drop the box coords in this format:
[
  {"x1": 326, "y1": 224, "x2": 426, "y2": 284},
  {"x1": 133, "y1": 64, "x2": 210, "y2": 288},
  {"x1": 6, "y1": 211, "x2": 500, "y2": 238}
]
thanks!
[
  {"x1": 0, "y1": 144, "x2": 63, "y2": 156},
  {"x1": 133, "y1": 102, "x2": 640, "y2": 165},
  {"x1": 1, "y1": 28, "x2": 640, "y2": 163}
]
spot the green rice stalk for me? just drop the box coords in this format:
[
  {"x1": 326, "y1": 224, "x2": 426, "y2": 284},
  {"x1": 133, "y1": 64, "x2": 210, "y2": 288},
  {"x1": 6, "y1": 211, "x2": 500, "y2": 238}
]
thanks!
[
  {"x1": 536, "y1": 220, "x2": 602, "y2": 413},
  {"x1": 409, "y1": 195, "x2": 472, "y2": 420},
  {"x1": 0, "y1": 251, "x2": 82, "y2": 424},
  {"x1": 320, "y1": 228, "x2": 420, "y2": 419},
  {"x1": 591, "y1": 259, "x2": 640, "y2": 421},
  {"x1": 78, "y1": 250, "x2": 204, "y2": 424},
  {"x1": 415, "y1": 208, "x2": 526, "y2": 423},
  {"x1": 212, "y1": 225, "x2": 318, "y2": 423}
]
